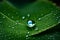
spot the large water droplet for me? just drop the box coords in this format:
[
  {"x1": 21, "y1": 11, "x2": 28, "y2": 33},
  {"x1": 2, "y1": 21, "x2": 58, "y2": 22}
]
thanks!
[{"x1": 27, "y1": 20, "x2": 35, "y2": 28}]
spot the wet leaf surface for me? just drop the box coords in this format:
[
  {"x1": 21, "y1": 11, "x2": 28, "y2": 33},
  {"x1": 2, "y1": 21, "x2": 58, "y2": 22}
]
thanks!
[{"x1": 0, "y1": 0, "x2": 60, "y2": 40}]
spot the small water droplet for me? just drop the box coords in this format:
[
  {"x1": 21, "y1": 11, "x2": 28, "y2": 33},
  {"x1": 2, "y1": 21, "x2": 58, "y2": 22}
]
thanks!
[
  {"x1": 27, "y1": 14, "x2": 30, "y2": 17},
  {"x1": 56, "y1": 17, "x2": 59, "y2": 19},
  {"x1": 8, "y1": 26, "x2": 11, "y2": 27},
  {"x1": 38, "y1": 18, "x2": 41, "y2": 20},
  {"x1": 58, "y1": 19, "x2": 60, "y2": 23},
  {"x1": 0, "y1": 33, "x2": 1, "y2": 35},
  {"x1": 50, "y1": 35, "x2": 53, "y2": 38},
  {"x1": 1, "y1": 35, "x2": 3, "y2": 37},
  {"x1": 41, "y1": 14, "x2": 43, "y2": 16},
  {"x1": 3, "y1": 16, "x2": 5, "y2": 18},
  {"x1": 54, "y1": 14, "x2": 56, "y2": 16},
  {"x1": 35, "y1": 27, "x2": 38, "y2": 31},
  {"x1": 22, "y1": 16, "x2": 25, "y2": 20},
  {"x1": 48, "y1": 37, "x2": 50, "y2": 39},
  {"x1": 3, "y1": 10, "x2": 6, "y2": 12},
  {"x1": 4, "y1": 35, "x2": 7, "y2": 37},
  {"x1": 8, "y1": 14, "x2": 10, "y2": 16},
  {"x1": 47, "y1": 25, "x2": 50, "y2": 26},
  {"x1": 15, "y1": 22, "x2": 18, "y2": 25},
  {"x1": 8, "y1": 37, "x2": 11, "y2": 39},
  {"x1": 33, "y1": 37, "x2": 35, "y2": 39},
  {"x1": 11, "y1": 16, "x2": 14, "y2": 18},
  {"x1": 27, "y1": 32, "x2": 30, "y2": 34},
  {"x1": 16, "y1": 20, "x2": 19, "y2": 22},
  {"x1": 26, "y1": 35, "x2": 29, "y2": 38},
  {"x1": 0, "y1": 21, "x2": 2, "y2": 24},
  {"x1": 26, "y1": 34, "x2": 30, "y2": 40},
  {"x1": 27, "y1": 20, "x2": 35, "y2": 28},
  {"x1": 16, "y1": 12, "x2": 18, "y2": 14},
  {"x1": 12, "y1": 27, "x2": 14, "y2": 29},
  {"x1": 38, "y1": 38, "x2": 40, "y2": 39}
]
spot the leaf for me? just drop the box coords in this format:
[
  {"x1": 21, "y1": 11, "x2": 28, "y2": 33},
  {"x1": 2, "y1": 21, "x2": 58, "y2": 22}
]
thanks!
[
  {"x1": 29, "y1": 24, "x2": 60, "y2": 40},
  {"x1": 0, "y1": 0, "x2": 60, "y2": 40}
]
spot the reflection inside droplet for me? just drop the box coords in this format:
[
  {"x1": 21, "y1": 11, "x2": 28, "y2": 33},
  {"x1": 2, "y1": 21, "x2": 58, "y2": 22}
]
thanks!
[{"x1": 27, "y1": 20, "x2": 35, "y2": 28}]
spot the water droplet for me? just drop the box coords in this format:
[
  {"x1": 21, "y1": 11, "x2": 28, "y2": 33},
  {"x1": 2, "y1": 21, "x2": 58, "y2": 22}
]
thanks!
[
  {"x1": 0, "y1": 21, "x2": 2, "y2": 24},
  {"x1": 48, "y1": 37, "x2": 50, "y2": 39},
  {"x1": 15, "y1": 22, "x2": 18, "y2": 25},
  {"x1": 0, "y1": 33, "x2": 1, "y2": 35},
  {"x1": 26, "y1": 34, "x2": 30, "y2": 40},
  {"x1": 50, "y1": 35, "x2": 53, "y2": 38},
  {"x1": 38, "y1": 18, "x2": 41, "y2": 20},
  {"x1": 54, "y1": 14, "x2": 56, "y2": 16},
  {"x1": 8, "y1": 37, "x2": 11, "y2": 39},
  {"x1": 3, "y1": 16, "x2": 5, "y2": 18},
  {"x1": 58, "y1": 19, "x2": 60, "y2": 23},
  {"x1": 47, "y1": 25, "x2": 50, "y2": 26},
  {"x1": 3, "y1": 10, "x2": 6, "y2": 12},
  {"x1": 22, "y1": 16, "x2": 25, "y2": 20},
  {"x1": 27, "y1": 20, "x2": 35, "y2": 28},
  {"x1": 56, "y1": 17, "x2": 59, "y2": 20},
  {"x1": 16, "y1": 20, "x2": 19, "y2": 22},
  {"x1": 27, "y1": 32, "x2": 30, "y2": 34},
  {"x1": 8, "y1": 14, "x2": 10, "y2": 16},
  {"x1": 11, "y1": 16, "x2": 14, "y2": 18},
  {"x1": 16, "y1": 12, "x2": 18, "y2": 14},
  {"x1": 27, "y1": 14, "x2": 30, "y2": 17},
  {"x1": 26, "y1": 35, "x2": 29, "y2": 38},
  {"x1": 56, "y1": 17, "x2": 59, "y2": 19},
  {"x1": 1, "y1": 35, "x2": 3, "y2": 37},
  {"x1": 33, "y1": 37, "x2": 35, "y2": 39},
  {"x1": 35, "y1": 27, "x2": 38, "y2": 31},
  {"x1": 41, "y1": 14, "x2": 43, "y2": 15},
  {"x1": 15, "y1": 20, "x2": 19, "y2": 25},
  {"x1": 12, "y1": 27, "x2": 14, "y2": 29},
  {"x1": 8, "y1": 26, "x2": 11, "y2": 27},
  {"x1": 4, "y1": 35, "x2": 7, "y2": 37},
  {"x1": 38, "y1": 38, "x2": 40, "y2": 39}
]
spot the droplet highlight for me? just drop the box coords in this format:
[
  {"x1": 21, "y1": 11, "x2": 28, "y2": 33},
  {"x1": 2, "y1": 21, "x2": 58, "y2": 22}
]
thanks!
[{"x1": 27, "y1": 20, "x2": 35, "y2": 28}]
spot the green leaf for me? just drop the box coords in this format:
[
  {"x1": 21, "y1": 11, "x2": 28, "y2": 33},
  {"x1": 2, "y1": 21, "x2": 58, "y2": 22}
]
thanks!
[
  {"x1": 0, "y1": 0, "x2": 60, "y2": 40},
  {"x1": 29, "y1": 24, "x2": 60, "y2": 40}
]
